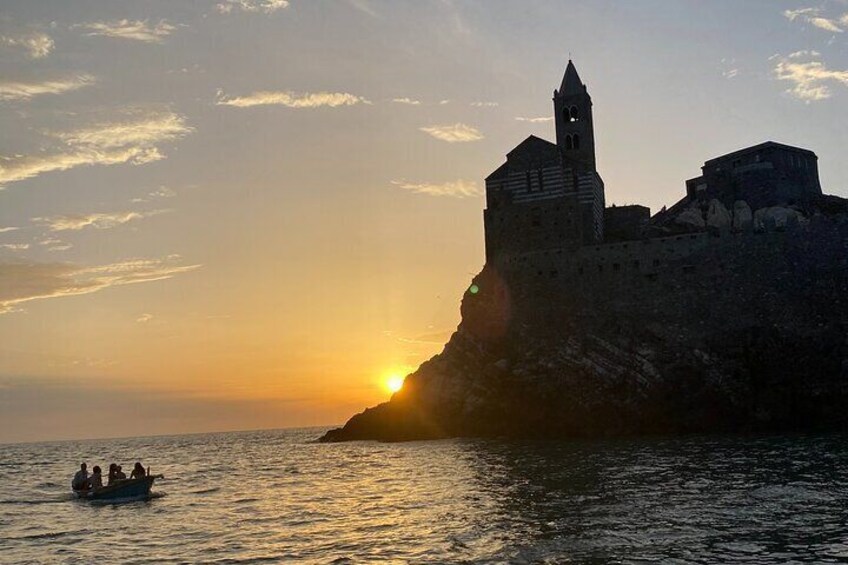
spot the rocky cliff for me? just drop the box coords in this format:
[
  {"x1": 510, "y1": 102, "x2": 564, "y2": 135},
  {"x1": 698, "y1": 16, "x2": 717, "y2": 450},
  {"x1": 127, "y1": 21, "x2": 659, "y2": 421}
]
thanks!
[{"x1": 320, "y1": 200, "x2": 848, "y2": 442}]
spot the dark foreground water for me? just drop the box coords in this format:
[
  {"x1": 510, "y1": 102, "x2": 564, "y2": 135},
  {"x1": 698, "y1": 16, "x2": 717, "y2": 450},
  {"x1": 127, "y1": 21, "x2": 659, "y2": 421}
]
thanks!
[{"x1": 2, "y1": 429, "x2": 848, "y2": 564}]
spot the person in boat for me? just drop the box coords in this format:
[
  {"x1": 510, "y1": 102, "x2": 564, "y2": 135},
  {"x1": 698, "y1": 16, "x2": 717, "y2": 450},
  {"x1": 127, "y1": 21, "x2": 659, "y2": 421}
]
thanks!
[
  {"x1": 115, "y1": 465, "x2": 127, "y2": 480},
  {"x1": 89, "y1": 466, "x2": 103, "y2": 490},
  {"x1": 108, "y1": 463, "x2": 118, "y2": 485},
  {"x1": 71, "y1": 463, "x2": 89, "y2": 491},
  {"x1": 130, "y1": 462, "x2": 146, "y2": 480}
]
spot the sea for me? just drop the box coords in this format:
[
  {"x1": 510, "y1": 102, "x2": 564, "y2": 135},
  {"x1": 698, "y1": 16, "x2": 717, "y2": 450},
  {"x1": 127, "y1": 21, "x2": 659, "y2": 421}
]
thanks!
[{"x1": 2, "y1": 428, "x2": 848, "y2": 564}]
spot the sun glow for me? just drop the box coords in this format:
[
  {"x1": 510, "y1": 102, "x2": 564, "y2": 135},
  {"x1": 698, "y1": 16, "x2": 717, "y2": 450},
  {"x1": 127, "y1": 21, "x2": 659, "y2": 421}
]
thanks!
[{"x1": 386, "y1": 374, "x2": 405, "y2": 393}]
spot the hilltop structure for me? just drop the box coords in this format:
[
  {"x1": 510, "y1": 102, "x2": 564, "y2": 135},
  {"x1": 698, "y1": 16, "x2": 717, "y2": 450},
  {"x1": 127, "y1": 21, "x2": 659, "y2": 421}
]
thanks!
[
  {"x1": 321, "y1": 60, "x2": 848, "y2": 443},
  {"x1": 484, "y1": 60, "x2": 828, "y2": 283}
]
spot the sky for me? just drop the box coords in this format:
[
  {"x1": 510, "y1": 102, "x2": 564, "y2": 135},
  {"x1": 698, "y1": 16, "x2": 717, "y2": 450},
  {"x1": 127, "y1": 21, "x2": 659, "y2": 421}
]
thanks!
[{"x1": 1, "y1": 0, "x2": 848, "y2": 443}]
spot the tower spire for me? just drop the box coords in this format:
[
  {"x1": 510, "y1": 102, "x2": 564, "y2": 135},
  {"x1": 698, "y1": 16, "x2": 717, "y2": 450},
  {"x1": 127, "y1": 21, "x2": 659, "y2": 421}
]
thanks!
[{"x1": 559, "y1": 59, "x2": 584, "y2": 94}]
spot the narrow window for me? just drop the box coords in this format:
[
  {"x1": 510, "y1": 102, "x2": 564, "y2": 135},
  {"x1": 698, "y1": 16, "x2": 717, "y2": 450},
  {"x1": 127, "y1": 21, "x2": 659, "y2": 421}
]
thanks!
[
  {"x1": 537, "y1": 169, "x2": 544, "y2": 191},
  {"x1": 565, "y1": 135, "x2": 574, "y2": 150},
  {"x1": 525, "y1": 171, "x2": 532, "y2": 191},
  {"x1": 573, "y1": 134, "x2": 580, "y2": 150},
  {"x1": 569, "y1": 106, "x2": 579, "y2": 122}
]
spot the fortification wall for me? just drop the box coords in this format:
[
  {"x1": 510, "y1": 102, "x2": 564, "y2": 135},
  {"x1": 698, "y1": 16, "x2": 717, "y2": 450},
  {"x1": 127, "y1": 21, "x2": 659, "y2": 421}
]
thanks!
[{"x1": 490, "y1": 216, "x2": 848, "y2": 342}]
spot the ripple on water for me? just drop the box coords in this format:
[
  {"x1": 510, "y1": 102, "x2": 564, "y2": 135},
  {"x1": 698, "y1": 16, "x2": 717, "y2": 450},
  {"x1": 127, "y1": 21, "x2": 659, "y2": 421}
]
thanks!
[{"x1": 4, "y1": 430, "x2": 848, "y2": 563}]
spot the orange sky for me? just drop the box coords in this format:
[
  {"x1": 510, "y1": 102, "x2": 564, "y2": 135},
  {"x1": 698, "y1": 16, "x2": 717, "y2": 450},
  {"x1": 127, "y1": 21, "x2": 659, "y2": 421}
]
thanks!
[{"x1": 2, "y1": 0, "x2": 848, "y2": 442}]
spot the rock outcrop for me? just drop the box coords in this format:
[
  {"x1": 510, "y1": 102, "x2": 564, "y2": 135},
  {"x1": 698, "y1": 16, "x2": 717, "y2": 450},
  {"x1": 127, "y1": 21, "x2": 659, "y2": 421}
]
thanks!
[{"x1": 320, "y1": 200, "x2": 848, "y2": 443}]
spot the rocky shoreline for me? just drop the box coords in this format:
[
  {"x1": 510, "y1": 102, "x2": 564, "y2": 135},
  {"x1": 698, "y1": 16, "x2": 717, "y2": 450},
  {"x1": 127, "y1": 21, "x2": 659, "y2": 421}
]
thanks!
[{"x1": 321, "y1": 204, "x2": 848, "y2": 443}]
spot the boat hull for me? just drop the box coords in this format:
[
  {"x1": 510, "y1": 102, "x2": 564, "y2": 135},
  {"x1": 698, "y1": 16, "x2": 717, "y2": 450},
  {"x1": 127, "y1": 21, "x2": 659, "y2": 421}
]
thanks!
[{"x1": 74, "y1": 476, "x2": 156, "y2": 501}]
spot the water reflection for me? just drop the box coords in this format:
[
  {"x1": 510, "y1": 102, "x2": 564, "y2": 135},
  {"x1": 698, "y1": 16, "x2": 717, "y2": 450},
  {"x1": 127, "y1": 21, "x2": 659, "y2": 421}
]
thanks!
[
  {"x1": 456, "y1": 434, "x2": 848, "y2": 562},
  {"x1": 3, "y1": 430, "x2": 848, "y2": 563}
]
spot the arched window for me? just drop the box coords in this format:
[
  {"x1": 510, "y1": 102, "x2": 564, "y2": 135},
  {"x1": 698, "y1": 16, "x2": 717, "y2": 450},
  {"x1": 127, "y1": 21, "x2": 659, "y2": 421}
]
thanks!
[
  {"x1": 573, "y1": 134, "x2": 580, "y2": 149},
  {"x1": 569, "y1": 106, "x2": 579, "y2": 122},
  {"x1": 565, "y1": 135, "x2": 574, "y2": 150}
]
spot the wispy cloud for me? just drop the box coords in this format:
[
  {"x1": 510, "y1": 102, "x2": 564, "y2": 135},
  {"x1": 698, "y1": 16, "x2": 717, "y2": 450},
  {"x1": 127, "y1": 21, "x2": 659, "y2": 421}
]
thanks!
[
  {"x1": 419, "y1": 123, "x2": 483, "y2": 142},
  {"x1": 0, "y1": 243, "x2": 29, "y2": 251},
  {"x1": 38, "y1": 238, "x2": 72, "y2": 252},
  {"x1": 52, "y1": 112, "x2": 192, "y2": 150},
  {"x1": 136, "y1": 313, "x2": 153, "y2": 323},
  {"x1": 0, "y1": 227, "x2": 19, "y2": 233},
  {"x1": 77, "y1": 20, "x2": 177, "y2": 43},
  {"x1": 0, "y1": 111, "x2": 192, "y2": 188},
  {"x1": 216, "y1": 0, "x2": 289, "y2": 14},
  {"x1": 515, "y1": 116, "x2": 553, "y2": 123},
  {"x1": 390, "y1": 179, "x2": 481, "y2": 198},
  {"x1": 784, "y1": 7, "x2": 845, "y2": 33},
  {"x1": 470, "y1": 101, "x2": 498, "y2": 107},
  {"x1": 773, "y1": 50, "x2": 848, "y2": 101},
  {"x1": 34, "y1": 210, "x2": 168, "y2": 232},
  {"x1": 132, "y1": 185, "x2": 176, "y2": 203},
  {"x1": 0, "y1": 257, "x2": 200, "y2": 314},
  {"x1": 345, "y1": 0, "x2": 380, "y2": 18},
  {"x1": 0, "y1": 31, "x2": 54, "y2": 58},
  {"x1": 216, "y1": 89, "x2": 370, "y2": 108},
  {"x1": 0, "y1": 74, "x2": 95, "y2": 102},
  {"x1": 392, "y1": 97, "x2": 421, "y2": 105}
]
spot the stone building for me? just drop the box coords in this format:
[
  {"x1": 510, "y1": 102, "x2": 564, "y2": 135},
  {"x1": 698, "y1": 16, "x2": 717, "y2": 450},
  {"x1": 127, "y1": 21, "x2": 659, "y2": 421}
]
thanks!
[
  {"x1": 484, "y1": 60, "x2": 605, "y2": 263},
  {"x1": 483, "y1": 60, "x2": 829, "y2": 272}
]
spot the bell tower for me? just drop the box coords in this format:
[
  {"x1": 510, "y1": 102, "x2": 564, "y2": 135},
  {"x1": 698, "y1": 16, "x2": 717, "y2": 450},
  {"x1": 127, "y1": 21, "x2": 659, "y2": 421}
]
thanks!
[{"x1": 554, "y1": 60, "x2": 596, "y2": 172}]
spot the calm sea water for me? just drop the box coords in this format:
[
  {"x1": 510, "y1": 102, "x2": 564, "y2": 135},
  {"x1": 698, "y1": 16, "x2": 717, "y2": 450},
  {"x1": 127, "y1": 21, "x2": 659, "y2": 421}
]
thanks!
[{"x1": 2, "y1": 429, "x2": 848, "y2": 563}]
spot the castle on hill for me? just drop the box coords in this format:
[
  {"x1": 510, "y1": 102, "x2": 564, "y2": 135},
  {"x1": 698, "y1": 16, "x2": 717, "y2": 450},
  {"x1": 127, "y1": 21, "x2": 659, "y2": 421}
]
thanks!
[{"x1": 483, "y1": 60, "x2": 825, "y2": 268}]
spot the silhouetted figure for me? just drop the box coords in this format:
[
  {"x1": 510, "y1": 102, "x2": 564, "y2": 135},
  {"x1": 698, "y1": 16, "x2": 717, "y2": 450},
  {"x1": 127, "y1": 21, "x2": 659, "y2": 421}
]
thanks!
[
  {"x1": 71, "y1": 463, "x2": 88, "y2": 491},
  {"x1": 108, "y1": 463, "x2": 118, "y2": 485},
  {"x1": 115, "y1": 465, "x2": 127, "y2": 480},
  {"x1": 130, "y1": 462, "x2": 146, "y2": 480},
  {"x1": 89, "y1": 466, "x2": 103, "y2": 490}
]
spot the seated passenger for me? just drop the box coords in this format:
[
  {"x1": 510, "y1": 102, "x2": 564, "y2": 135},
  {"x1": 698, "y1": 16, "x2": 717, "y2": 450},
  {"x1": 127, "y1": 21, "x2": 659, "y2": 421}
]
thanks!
[
  {"x1": 115, "y1": 465, "x2": 127, "y2": 480},
  {"x1": 108, "y1": 463, "x2": 118, "y2": 486},
  {"x1": 71, "y1": 463, "x2": 88, "y2": 491},
  {"x1": 89, "y1": 466, "x2": 103, "y2": 490},
  {"x1": 130, "y1": 462, "x2": 146, "y2": 480}
]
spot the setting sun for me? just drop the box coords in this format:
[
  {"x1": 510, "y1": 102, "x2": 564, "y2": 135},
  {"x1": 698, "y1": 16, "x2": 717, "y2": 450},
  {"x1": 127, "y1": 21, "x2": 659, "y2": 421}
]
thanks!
[{"x1": 386, "y1": 375, "x2": 405, "y2": 393}]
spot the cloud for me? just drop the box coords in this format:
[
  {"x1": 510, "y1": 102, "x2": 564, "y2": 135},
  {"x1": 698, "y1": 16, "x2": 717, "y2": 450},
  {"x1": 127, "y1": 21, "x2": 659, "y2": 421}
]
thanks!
[
  {"x1": 0, "y1": 111, "x2": 192, "y2": 188},
  {"x1": 34, "y1": 209, "x2": 168, "y2": 232},
  {"x1": 0, "y1": 257, "x2": 200, "y2": 314},
  {"x1": 0, "y1": 243, "x2": 29, "y2": 251},
  {"x1": 38, "y1": 237, "x2": 73, "y2": 252},
  {"x1": 77, "y1": 20, "x2": 177, "y2": 43},
  {"x1": 216, "y1": 0, "x2": 289, "y2": 14},
  {"x1": 136, "y1": 313, "x2": 153, "y2": 323},
  {"x1": 439, "y1": 99, "x2": 450, "y2": 105},
  {"x1": 470, "y1": 101, "x2": 498, "y2": 107},
  {"x1": 783, "y1": 7, "x2": 844, "y2": 33},
  {"x1": 52, "y1": 112, "x2": 193, "y2": 150},
  {"x1": 0, "y1": 227, "x2": 19, "y2": 233},
  {"x1": 0, "y1": 31, "x2": 54, "y2": 58},
  {"x1": 419, "y1": 123, "x2": 483, "y2": 142},
  {"x1": 774, "y1": 51, "x2": 848, "y2": 101},
  {"x1": 515, "y1": 116, "x2": 553, "y2": 123},
  {"x1": 0, "y1": 74, "x2": 95, "y2": 102},
  {"x1": 390, "y1": 179, "x2": 481, "y2": 198},
  {"x1": 216, "y1": 90, "x2": 370, "y2": 108},
  {"x1": 132, "y1": 185, "x2": 177, "y2": 203},
  {"x1": 392, "y1": 97, "x2": 421, "y2": 105}
]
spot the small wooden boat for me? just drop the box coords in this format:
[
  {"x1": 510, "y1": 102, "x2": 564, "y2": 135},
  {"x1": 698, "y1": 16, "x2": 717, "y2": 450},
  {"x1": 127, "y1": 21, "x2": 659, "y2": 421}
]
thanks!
[{"x1": 73, "y1": 476, "x2": 159, "y2": 501}]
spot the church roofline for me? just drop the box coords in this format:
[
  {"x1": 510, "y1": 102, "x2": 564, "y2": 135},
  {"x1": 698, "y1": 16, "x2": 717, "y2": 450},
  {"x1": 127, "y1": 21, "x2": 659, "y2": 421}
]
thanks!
[{"x1": 703, "y1": 141, "x2": 817, "y2": 167}]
